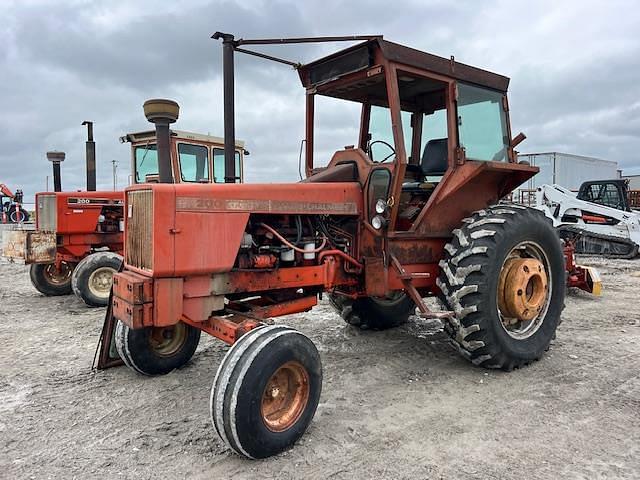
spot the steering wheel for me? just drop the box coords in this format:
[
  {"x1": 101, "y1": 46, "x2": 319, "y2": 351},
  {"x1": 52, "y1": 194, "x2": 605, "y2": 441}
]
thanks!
[{"x1": 369, "y1": 140, "x2": 396, "y2": 163}]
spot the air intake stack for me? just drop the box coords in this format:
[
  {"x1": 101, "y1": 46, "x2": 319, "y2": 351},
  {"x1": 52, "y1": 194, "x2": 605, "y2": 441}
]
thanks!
[
  {"x1": 46, "y1": 151, "x2": 65, "y2": 192},
  {"x1": 143, "y1": 99, "x2": 179, "y2": 184}
]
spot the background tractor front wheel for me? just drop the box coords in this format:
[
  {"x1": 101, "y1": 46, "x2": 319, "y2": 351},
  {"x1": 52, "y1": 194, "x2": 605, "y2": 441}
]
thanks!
[
  {"x1": 115, "y1": 320, "x2": 201, "y2": 375},
  {"x1": 328, "y1": 293, "x2": 415, "y2": 330},
  {"x1": 437, "y1": 205, "x2": 565, "y2": 370},
  {"x1": 29, "y1": 262, "x2": 74, "y2": 296},
  {"x1": 71, "y1": 251, "x2": 123, "y2": 307},
  {"x1": 211, "y1": 325, "x2": 322, "y2": 459}
]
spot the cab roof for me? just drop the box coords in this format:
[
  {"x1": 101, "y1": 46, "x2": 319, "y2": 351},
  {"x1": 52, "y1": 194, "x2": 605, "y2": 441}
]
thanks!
[
  {"x1": 297, "y1": 38, "x2": 509, "y2": 94},
  {"x1": 121, "y1": 130, "x2": 245, "y2": 148}
]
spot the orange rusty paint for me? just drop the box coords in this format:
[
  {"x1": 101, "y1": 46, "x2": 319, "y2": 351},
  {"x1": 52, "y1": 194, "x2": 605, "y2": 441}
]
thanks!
[
  {"x1": 111, "y1": 270, "x2": 153, "y2": 305},
  {"x1": 412, "y1": 161, "x2": 538, "y2": 236},
  {"x1": 112, "y1": 296, "x2": 153, "y2": 329},
  {"x1": 123, "y1": 182, "x2": 362, "y2": 278},
  {"x1": 182, "y1": 314, "x2": 259, "y2": 345},
  {"x1": 498, "y1": 258, "x2": 548, "y2": 322},
  {"x1": 260, "y1": 361, "x2": 310, "y2": 432}
]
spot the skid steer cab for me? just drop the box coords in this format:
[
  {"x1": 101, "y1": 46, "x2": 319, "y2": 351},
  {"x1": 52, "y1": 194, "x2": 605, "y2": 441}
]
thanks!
[
  {"x1": 102, "y1": 34, "x2": 567, "y2": 459},
  {"x1": 2, "y1": 119, "x2": 246, "y2": 307}
]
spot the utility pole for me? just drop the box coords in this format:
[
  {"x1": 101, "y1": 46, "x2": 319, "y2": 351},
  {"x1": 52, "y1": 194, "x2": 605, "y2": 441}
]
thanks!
[
  {"x1": 112, "y1": 159, "x2": 118, "y2": 190},
  {"x1": 46, "y1": 175, "x2": 49, "y2": 192}
]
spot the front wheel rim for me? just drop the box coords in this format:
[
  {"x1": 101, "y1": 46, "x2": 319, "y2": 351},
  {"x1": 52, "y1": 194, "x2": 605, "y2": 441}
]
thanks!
[
  {"x1": 148, "y1": 323, "x2": 188, "y2": 357},
  {"x1": 497, "y1": 241, "x2": 552, "y2": 339},
  {"x1": 44, "y1": 263, "x2": 72, "y2": 285},
  {"x1": 87, "y1": 266, "x2": 116, "y2": 298},
  {"x1": 261, "y1": 361, "x2": 310, "y2": 432}
]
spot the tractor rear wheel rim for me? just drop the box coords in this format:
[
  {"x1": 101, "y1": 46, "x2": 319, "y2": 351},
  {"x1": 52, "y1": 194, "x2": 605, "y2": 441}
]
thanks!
[
  {"x1": 44, "y1": 262, "x2": 72, "y2": 285},
  {"x1": 87, "y1": 266, "x2": 116, "y2": 298},
  {"x1": 370, "y1": 291, "x2": 407, "y2": 307},
  {"x1": 497, "y1": 241, "x2": 552, "y2": 339},
  {"x1": 261, "y1": 361, "x2": 310, "y2": 432},
  {"x1": 148, "y1": 323, "x2": 188, "y2": 357}
]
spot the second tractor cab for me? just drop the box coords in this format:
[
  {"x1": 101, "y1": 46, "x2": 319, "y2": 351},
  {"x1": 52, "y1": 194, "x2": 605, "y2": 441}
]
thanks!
[
  {"x1": 104, "y1": 34, "x2": 566, "y2": 459},
  {"x1": 2, "y1": 117, "x2": 246, "y2": 307}
]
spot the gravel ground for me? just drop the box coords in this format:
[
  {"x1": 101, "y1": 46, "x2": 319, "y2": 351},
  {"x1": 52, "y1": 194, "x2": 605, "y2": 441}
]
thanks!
[{"x1": 0, "y1": 257, "x2": 639, "y2": 479}]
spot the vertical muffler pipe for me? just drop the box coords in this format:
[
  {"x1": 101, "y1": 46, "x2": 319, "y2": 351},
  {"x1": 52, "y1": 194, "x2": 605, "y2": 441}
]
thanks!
[
  {"x1": 82, "y1": 121, "x2": 96, "y2": 191},
  {"x1": 143, "y1": 99, "x2": 179, "y2": 184},
  {"x1": 212, "y1": 32, "x2": 237, "y2": 183},
  {"x1": 46, "y1": 151, "x2": 65, "y2": 192}
]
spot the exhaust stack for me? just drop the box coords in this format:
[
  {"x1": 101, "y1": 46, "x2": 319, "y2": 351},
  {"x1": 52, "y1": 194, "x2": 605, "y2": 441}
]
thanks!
[
  {"x1": 46, "y1": 151, "x2": 65, "y2": 192},
  {"x1": 82, "y1": 121, "x2": 96, "y2": 191},
  {"x1": 143, "y1": 99, "x2": 179, "y2": 184},
  {"x1": 212, "y1": 32, "x2": 237, "y2": 183}
]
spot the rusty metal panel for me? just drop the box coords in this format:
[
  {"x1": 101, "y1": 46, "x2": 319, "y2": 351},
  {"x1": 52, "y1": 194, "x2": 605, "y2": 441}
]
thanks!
[
  {"x1": 175, "y1": 196, "x2": 358, "y2": 215},
  {"x1": 2, "y1": 230, "x2": 56, "y2": 264},
  {"x1": 153, "y1": 278, "x2": 184, "y2": 327},
  {"x1": 112, "y1": 270, "x2": 153, "y2": 305},
  {"x1": 112, "y1": 296, "x2": 153, "y2": 329},
  {"x1": 126, "y1": 190, "x2": 153, "y2": 271},
  {"x1": 364, "y1": 256, "x2": 387, "y2": 297},
  {"x1": 36, "y1": 194, "x2": 57, "y2": 231}
]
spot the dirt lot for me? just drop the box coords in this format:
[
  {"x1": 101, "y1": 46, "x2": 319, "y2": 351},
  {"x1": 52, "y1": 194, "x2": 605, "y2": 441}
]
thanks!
[{"x1": 1, "y1": 257, "x2": 639, "y2": 479}]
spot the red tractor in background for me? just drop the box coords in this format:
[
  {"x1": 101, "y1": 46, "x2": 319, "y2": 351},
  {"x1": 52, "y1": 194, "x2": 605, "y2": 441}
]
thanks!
[
  {"x1": 0, "y1": 183, "x2": 29, "y2": 223},
  {"x1": 3, "y1": 117, "x2": 246, "y2": 306},
  {"x1": 99, "y1": 34, "x2": 578, "y2": 459}
]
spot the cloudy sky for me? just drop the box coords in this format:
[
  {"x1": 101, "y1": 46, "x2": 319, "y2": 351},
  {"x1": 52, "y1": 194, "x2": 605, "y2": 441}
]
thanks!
[{"x1": 2, "y1": 0, "x2": 639, "y2": 204}]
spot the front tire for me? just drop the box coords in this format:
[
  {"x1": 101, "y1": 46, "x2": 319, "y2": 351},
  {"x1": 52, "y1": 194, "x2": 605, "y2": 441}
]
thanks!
[
  {"x1": 437, "y1": 205, "x2": 565, "y2": 370},
  {"x1": 328, "y1": 293, "x2": 415, "y2": 330},
  {"x1": 115, "y1": 320, "x2": 201, "y2": 375},
  {"x1": 71, "y1": 251, "x2": 123, "y2": 307},
  {"x1": 211, "y1": 325, "x2": 322, "y2": 459},
  {"x1": 29, "y1": 262, "x2": 74, "y2": 296}
]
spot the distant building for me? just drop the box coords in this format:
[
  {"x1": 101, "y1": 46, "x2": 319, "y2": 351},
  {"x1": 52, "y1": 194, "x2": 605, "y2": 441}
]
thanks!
[
  {"x1": 516, "y1": 152, "x2": 619, "y2": 192},
  {"x1": 622, "y1": 174, "x2": 640, "y2": 190}
]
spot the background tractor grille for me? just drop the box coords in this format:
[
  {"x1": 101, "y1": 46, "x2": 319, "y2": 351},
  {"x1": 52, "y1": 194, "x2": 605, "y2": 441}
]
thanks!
[
  {"x1": 126, "y1": 190, "x2": 153, "y2": 271},
  {"x1": 37, "y1": 194, "x2": 57, "y2": 231}
]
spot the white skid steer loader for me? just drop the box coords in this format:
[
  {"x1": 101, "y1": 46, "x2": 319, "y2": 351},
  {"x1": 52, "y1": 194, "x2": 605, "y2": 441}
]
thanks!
[{"x1": 535, "y1": 182, "x2": 640, "y2": 259}]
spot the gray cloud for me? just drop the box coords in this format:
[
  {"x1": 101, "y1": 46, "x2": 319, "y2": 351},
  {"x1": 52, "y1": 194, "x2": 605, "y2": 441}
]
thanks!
[{"x1": 1, "y1": 0, "x2": 639, "y2": 207}]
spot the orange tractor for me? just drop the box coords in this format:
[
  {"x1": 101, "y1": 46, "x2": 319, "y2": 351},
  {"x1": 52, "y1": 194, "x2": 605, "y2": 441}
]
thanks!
[
  {"x1": 103, "y1": 34, "x2": 569, "y2": 458},
  {"x1": 0, "y1": 183, "x2": 28, "y2": 223},
  {"x1": 3, "y1": 120, "x2": 246, "y2": 306}
]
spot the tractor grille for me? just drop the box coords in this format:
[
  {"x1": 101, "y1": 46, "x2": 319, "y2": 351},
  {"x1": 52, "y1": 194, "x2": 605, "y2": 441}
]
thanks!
[
  {"x1": 37, "y1": 194, "x2": 57, "y2": 231},
  {"x1": 126, "y1": 190, "x2": 153, "y2": 271}
]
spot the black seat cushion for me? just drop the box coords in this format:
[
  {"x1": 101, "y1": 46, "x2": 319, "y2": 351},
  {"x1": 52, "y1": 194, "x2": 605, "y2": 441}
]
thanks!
[{"x1": 420, "y1": 138, "x2": 448, "y2": 176}]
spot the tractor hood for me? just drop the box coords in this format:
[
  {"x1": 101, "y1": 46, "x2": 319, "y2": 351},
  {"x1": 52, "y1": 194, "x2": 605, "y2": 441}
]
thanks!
[{"x1": 123, "y1": 182, "x2": 363, "y2": 277}]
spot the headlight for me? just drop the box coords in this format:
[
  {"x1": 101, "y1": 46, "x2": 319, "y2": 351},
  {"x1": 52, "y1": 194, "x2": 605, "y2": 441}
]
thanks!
[
  {"x1": 375, "y1": 198, "x2": 388, "y2": 214},
  {"x1": 371, "y1": 215, "x2": 387, "y2": 230}
]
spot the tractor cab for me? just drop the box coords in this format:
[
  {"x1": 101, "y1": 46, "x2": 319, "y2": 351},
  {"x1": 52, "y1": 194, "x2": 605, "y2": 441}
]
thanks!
[
  {"x1": 120, "y1": 130, "x2": 246, "y2": 185},
  {"x1": 298, "y1": 39, "x2": 536, "y2": 235}
]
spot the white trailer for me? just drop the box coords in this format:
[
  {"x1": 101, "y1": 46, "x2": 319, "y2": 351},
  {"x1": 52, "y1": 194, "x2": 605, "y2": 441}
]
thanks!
[{"x1": 516, "y1": 152, "x2": 619, "y2": 195}]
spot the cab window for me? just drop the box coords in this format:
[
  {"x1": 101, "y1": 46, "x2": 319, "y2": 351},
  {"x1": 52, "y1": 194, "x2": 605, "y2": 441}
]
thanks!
[
  {"x1": 134, "y1": 144, "x2": 158, "y2": 183},
  {"x1": 178, "y1": 143, "x2": 210, "y2": 182},
  {"x1": 213, "y1": 148, "x2": 242, "y2": 183},
  {"x1": 368, "y1": 106, "x2": 411, "y2": 162},
  {"x1": 457, "y1": 83, "x2": 509, "y2": 162}
]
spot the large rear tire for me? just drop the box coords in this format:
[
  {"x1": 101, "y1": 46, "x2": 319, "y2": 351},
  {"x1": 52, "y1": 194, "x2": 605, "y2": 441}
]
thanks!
[
  {"x1": 437, "y1": 205, "x2": 565, "y2": 370},
  {"x1": 71, "y1": 251, "x2": 123, "y2": 307},
  {"x1": 29, "y1": 262, "x2": 74, "y2": 296},
  {"x1": 328, "y1": 293, "x2": 415, "y2": 330},
  {"x1": 115, "y1": 320, "x2": 201, "y2": 376},
  {"x1": 211, "y1": 325, "x2": 322, "y2": 459}
]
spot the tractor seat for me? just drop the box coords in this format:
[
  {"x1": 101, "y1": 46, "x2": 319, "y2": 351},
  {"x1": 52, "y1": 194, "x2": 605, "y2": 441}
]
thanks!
[{"x1": 402, "y1": 138, "x2": 448, "y2": 192}]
